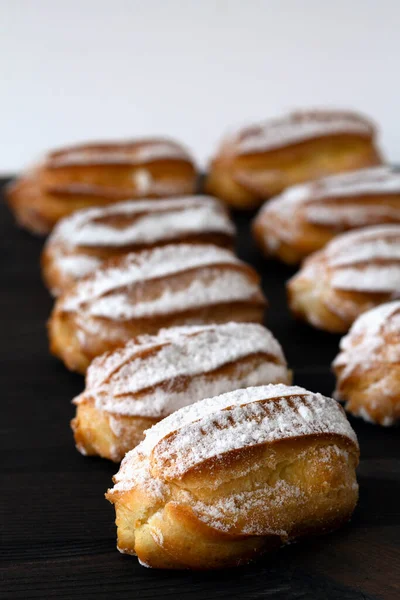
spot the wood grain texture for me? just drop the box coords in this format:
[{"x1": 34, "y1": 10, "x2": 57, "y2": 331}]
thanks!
[{"x1": 1, "y1": 179, "x2": 399, "y2": 600}]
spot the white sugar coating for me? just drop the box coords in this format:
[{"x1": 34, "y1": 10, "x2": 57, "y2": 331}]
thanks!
[
  {"x1": 77, "y1": 323, "x2": 288, "y2": 417},
  {"x1": 344, "y1": 301, "x2": 400, "y2": 340},
  {"x1": 266, "y1": 167, "x2": 400, "y2": 212},
  {"x1": 323, "y1": 224, "x2": 400, "y2": 253},
  {"x1": 87, "y1": 268, "x2": 261, "y2": 320},
  {"x1": 333, "y1": 301, "x2": 400, "y2": 373},
  {"x1": 233, "y1": 110, "x2": 374, "y2": 155},
  {"x1": 111, "y1": 384, "x2": 357, "y2": 492},
  {"x1": 296, "y1": 225, "x2": 400, "y2": 294},
  {"x1": 306, "y1": 204, "x2": 400, "y2": 227},
  {"x1": 332, "y1": 266, "x2": 400, "y2": 293},
  {"x1": 55, "y1": 255, "x2": 101, "y2": 279},
  {"x1": 139, "y1": 383, "x2": 358, "y2": 462},
  {"x1": 49, "y1": 196, "x2": 234, "y2": 248},
  {"x1": 329, "y1": 238, "x2": 400, "y2": 268},
  {"x1": 60, "y1": 244, "x2": 247, "y2": 314},
  {"x1": 258, "y1": 167, "x2": 400, "y2": 237},
  {"x1": 48, "y1": 140, "x2": 192, "y2": 167}
]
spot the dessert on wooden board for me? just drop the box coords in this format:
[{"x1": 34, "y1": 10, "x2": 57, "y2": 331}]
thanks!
[
  {"x1": 106, "y1": 383, "x2": 359, "y2": 569},
  {"x1": 333, "y1": 301, "x2": 400, "y2": 426},
  {"x1": 48, "y1": 243, "x2": 266, "y2": 374},
  {"x1": 7, "y1": 138, "x2": 197, "y2": 234},
  {"x1": 206, "y1": 109, "x2": 382, "y2": 209},
  {"x1": 72, "y1": 322, "x2": 291, "y2": 462},
  {"x1": 287, "y1": 224, "x2": 400, "y2": 333},
  {"x1": 42, "y1": 195, "x2": 235, "y2": 296},
  {"x1": 253, "y1": 166, "x2": 400, "y2": 264}
]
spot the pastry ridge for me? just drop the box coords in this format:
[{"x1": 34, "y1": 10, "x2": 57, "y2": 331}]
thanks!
[
  {"x1": 42, "y1": 195, "x2": 235, "y2": 295},
  {"x1": 7, "y1": 137, "x2": 198, "y2": 234},
  {"x1": 287, "y1": 224, "x2": 400, "y2": 332},
  {"x1": 72, "y1": 323, "x2": 291, "y2": 461},
  {"x1": 253, "y1": 166, "x2": 400, "y2": 264},
  {"x1": 106, "y1": 383, "x2": 359, "y2": 569},
  {"x1": 206, "y1": 109, "x2": 382, "y2": 209},
  {"x1": 49, "y1": 244, "x2": 266, "y2": 373},
  {"x1": 333, "y1": 300, "x2": 400, "y2": 425}
]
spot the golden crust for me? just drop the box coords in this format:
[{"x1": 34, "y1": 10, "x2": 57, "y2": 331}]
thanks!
[
  {"x1": 71, "y1": 323, "x2": 291, "y2": 461},
  {"x1": 7, "y1": 138, "x2": 198, "y2": 234},
  {"x1": 72, "y1": 400, "x2": 157, "y2": 462},
  {"x1": 287, "y1": 225, "x2": 400, "y2": 332},
  {"x1": 106, "y1": 384, "x2": 359, "y2": 569},
  {"x1": 206, "y1": 110, "x2": 382, "y2": 209},
  {"x1": 48, "y1": 245, "x2": 266, "y2": 373},
  {"x1": 333, "y1": 301, "x2": 400, "y2": 425},
  {"x1": 41, "y1": 196, "x2": 235, "y2": 296},
  {"x1": 253, "y1": 167, "x2": 400, "y2": 265}
]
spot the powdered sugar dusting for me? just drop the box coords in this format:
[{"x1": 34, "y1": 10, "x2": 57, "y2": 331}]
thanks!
[
  {"x1": 333, "y1": 300, "x2": 400, "y2": 382},
  {"x1": 139, "y1": 384, "x2": 358, "y2": 473},
  {"x1": 88, "y1": 268, "x2": 260, "y2": 320},
  {"x1": 48, "y1": 139, "x2": 192, "y2": 168},
  {"x1": 234, "y1": 110, "x2": 374, "y2": 155},
  {"x1": 60, "y1": 244, "x2": 244, "y2": 312},
  {"x1": 59, "y1": 244, "x2": 262, "y2": 320},
  {"x1": 297, "y1": 225, "x2": 400, "y2": 295},
  {"x1": 49, "y1": 196, "x2": 234, "y2": 248},
  {"x1": 111, "y1": 384, "x2": 357, "y2": 494},
  {"x1": 76, "y1": 323, "x2": 289, "y2": 417},
  {"x1": 256, "y1": 168, "x2": 400, "y2": 246},
  {"x1": 55, "y1": 255, "x2": 101, "y2": 279}
]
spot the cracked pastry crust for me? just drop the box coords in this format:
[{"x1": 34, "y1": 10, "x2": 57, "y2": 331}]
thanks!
[
  {"x1": 72, "y1": 322, "x2": 292, "y2": 462},
  {"x1": 287, "y1": 224, "x2": 400, "y2": 333},
  {"x1": 106, "y1": 383, "x2": 359, "y2": 569},
  {"x1": 333, "y1": 301, "x2": 400, "y2": 426},
  {"x1": 6, "y1": 138, "x2": 197, "y2": 234},
  {"x1": 205, "y1": 109, "x2": 382, "y2": 209},
  {"x1": 253, "y1": 167, "x2": 400, "y2": 265},
  {"x1": 48, "y1": 244, "x2": 266, "y2": 374},
  {"x1": 42, "y1": 195, "x2": 235, "y2": 296}
]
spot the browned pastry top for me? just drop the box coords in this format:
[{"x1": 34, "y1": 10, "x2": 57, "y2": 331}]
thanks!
[
  {"x1": 74, "y1": 323, "x2": 289, "y2": 419},
  {"x1": 46, "y1": 138, "x2": 193, "y2": 168},
  {"x1": 110, "y1": 383, "x2": 358, "y2": 499},
  {"x1": 294, "y1": 224, "x2": 400, "y2": 295},
  {"x1": 256, "y1": 167, "x2": 400, "y2": 246},
  {"x1": 57, "y1": 243, "x2": 266, "y2": 322},
  {"x1": 222, "y1": 109, "x2": 376, "y2": 157}
]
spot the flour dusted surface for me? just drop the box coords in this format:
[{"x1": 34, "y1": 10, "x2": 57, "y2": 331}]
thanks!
[
  {"x1": 111, "y1": 384, "x2": 357, "y2": 491},
  {"x1": 76, "y1": 323, "x2": 289, "y2": 417},
  {"x1": 50, "y1": 196, "x2": 235, "y2": 248},
  {"x1": 235, "y1": 110, "x2": 374, "y2": 155}
]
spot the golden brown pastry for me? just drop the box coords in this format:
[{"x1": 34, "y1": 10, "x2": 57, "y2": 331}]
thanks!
[
  {"x1": 106, "y1": 383, "x2": 359, "y2": 569},
  {"x1": 42, "y1": 196, "x2": 235, "y2": 296},
  {"x1": 7, "y1": 138, "x2": 197, "y2": 234},
  {"x1": 48, "y1": 244, "x2": 266, "y2": 374},
  {"x1": 333, "y1": 301, "x2": 400, "y2": 426},
  {"x1": 253, "y1": 167, "x2": 400, "y2": 265},
  {"x1": 287, "y1": 225, "x2": 400, "y2": 333},
  {"x1": 72, "y1": 322, "x2": 292, "y2": 462},
  {"x1": 206, "y1": 109, "x2": 382, "y2": 209}
]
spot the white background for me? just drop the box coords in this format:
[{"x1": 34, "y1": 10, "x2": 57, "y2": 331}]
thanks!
[{"x1": 1, "y1": 0, "x2": 399, "y2": 173}]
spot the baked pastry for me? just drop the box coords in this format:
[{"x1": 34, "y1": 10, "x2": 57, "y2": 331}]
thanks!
[
  {"x1": 7, "y1": 138, "x2": 197, "y2": 234},
  {"x1": 287, "y1": 224, "x2": 400, "y2": 333},
  {"x1": 106, "y1": 383, "x2": 359, "y2": 569},
  {"x1": 333, "y1": 301, "x2": 400, "y2": 426},
  {"x1": 253, "y1": 167, "x2": 400, "y2": 264},
  {"x1": 72, "y1": 322, "x2": 292, "y2": 462},
  {"x1": 42, "y1": 195, "x2": 235, "y2": 296},
  {"x1": 48, "y1": 244, "x2": 266, "y2": 374},
  {"x1": 206, "y1": 109, "x2": 382, "y2": 209}
]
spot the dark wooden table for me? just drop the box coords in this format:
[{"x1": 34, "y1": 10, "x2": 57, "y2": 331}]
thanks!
[{"x1": 1, "y1": 178, "x2": 399, "y2": 600}]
